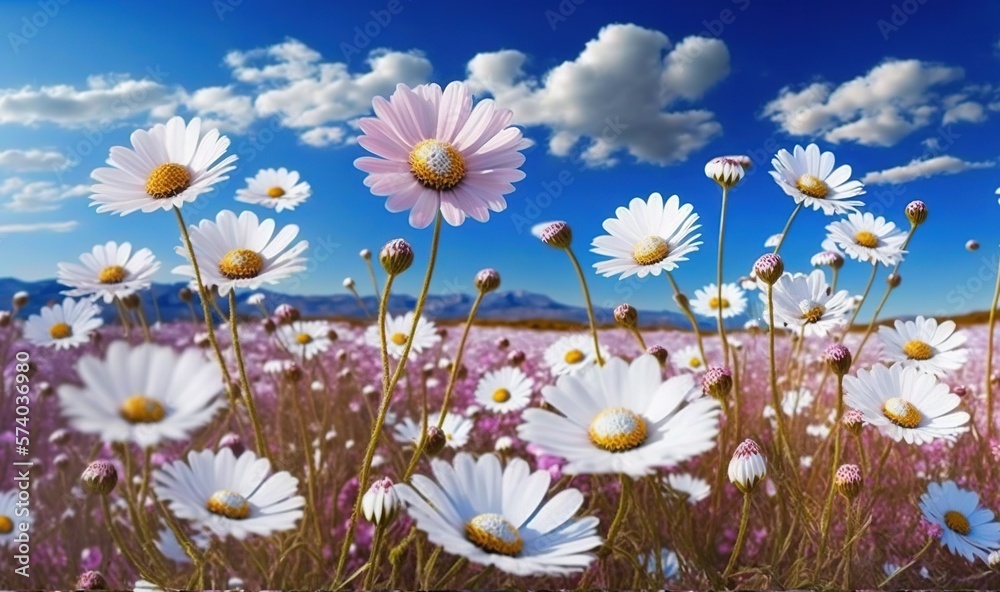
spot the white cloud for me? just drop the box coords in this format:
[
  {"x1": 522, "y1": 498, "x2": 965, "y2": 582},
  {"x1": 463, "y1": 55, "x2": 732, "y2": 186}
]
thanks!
[
  {"x1": 0, "y1": 221, "x2": 77, "y2": 234},
  {"x1": 0, "y1": 149, "x2": 67, "y2": 171},
  {"x1": 942, "y1": 101, "x2": 986, "y2": 124},
  {"x1": 182, "y1": 86, "x2": 256, "y2": 134},
  {"x1": 299, "y1": 126, "x2": 348, "y2": 147},
  {"x1": 763, "y1": 59, "x2": 966, "y2": 146},
  {"x1": 0, "y1": 76, "x2": 171, "y2": 127},
  {"x1": 861, "y1": 155, "x2": 994, "y2": 185},
  {"x1": 0, "y1": 177, "x2": 89, "y2": 212}
]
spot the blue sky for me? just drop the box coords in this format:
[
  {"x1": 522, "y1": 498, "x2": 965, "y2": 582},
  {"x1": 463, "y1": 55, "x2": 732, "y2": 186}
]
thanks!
[{"x1": 0, "y1": 0, "x2": 999, "y2": 319}]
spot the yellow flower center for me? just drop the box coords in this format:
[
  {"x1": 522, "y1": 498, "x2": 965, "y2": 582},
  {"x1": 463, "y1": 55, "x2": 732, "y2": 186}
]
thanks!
[
  {"x1": 99, "y1": 265, "x2": 127, "y2": 284},
  {"x1": 632, "y1": 236, "x2": 670, "y2": 266},
  {"x1": 465, "y1": 512, "x2": 523, "y2": 556},
  {"x1": 943, "y1": 510, "x2": 971, "y2": 536},
  {"x1": 49, "y1": 322, "x2": 73, "y2": 340},
  {"x1": 588, "y1": 407, "x2": 647, "y2": 452},
  {"x1": 409, "y1": 139, "x2": 466, "y2": 190},
  {"x1": 709, "y1": 297, "x2": 730, "y2": 310},
  {"x1": 296, "y1": 333, "x2": 313, "y2": 345},
  {"x1": 796, "y1": 173, "x2": 828, "y2": 199},
  {"x1": 492, "y1": 388, "x2": 511, "y2": 403},
  {"x1": 206, "y1": 489, "x2": 251, "y2": 520},
  {"x1": 854, "y1": 231, "x2": 879, "y2": 249},
  {"x1": 882, "y1": 397, "x2": 922, "y2": 429},
  {"x1": 689, "y1": 357, "x2": 702, "y2": 368},
  {"x1": 266, "y1": 186, "x2": 285, "y2": 198},
  {"x1": 563, "y1": 349, "x2": 585, "y2": 364},
  {"x1": 218, "y1": 249, "x2": 264, "y2": 280},
  {"x1": 903, "y1": 339, "x2": 933, "y2": 361},
  {"x1": 119, "y1": 395, "x2": 166, "y2": 424},
  {"x1": 0, "y1": 515, "x2": 12, "y2": 534},
  {"x1": 145, "y1": 163, "x2": 191, "y2": 199},
  {"x1": 390, "y1": 332, "x2": 408, "y2": 346},
  {"x1": 801, "y1": 305, "x2": 825, "y2": 324}
]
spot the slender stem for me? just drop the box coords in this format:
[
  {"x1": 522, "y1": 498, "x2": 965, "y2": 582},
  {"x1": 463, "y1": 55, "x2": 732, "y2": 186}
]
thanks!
[
  {"x1": 362, "y1": 525, "x2": 385, "y2": 589},
  {"x1": 432, "y1": 556, "x2": 469, "y2": 589},
  {"x1": 229, "y1": 290, "x2": 270, "y2": 462},
  {"x1": 716, "y1": 184, "x2": 731, "y2": 366},
  {"x1": 629, "y1": 327, "x2": 647, "y2": 352},
  {"x1": 101, "y1": 495, "x2": 155, "y2": 581},
  {"x1": 843, "y1": 263, "x2": 879, "y2": 336},
  {"x1": 771, "y1": 202, "x2": 803, "y2": 255},
  {"x1": 436, "y1": 291, "x2": 485, "y2": 428},
  {"x1": 135, "y1": 302, "x2": 153, "y2": 343},
  {"x1": 722, "y1": 492, "x2": 752, "y2": 579},
  {"x1": 578, "y1": 475, "x2": 632, "y2": 590},
  {"x1": 986, "y1": 251, "x2": 1000, "y2": 439},
  {"x1": 365, "y1": 257, "x2": 381, "y2": 304},
  {"x1": 114, "y1": 296, "x2": 132, "y2": 337},
  {"x1": 666, "y1": 272, "x2": 707, "y2": 363},
  {"x1": 565, "y1": 247, "x2": 605, "y2": 366},
  {"x1": 348, "y1": 286, "x2": 373, "y2": 320},
  {"x1": 766, "y1": 284, "x2": 791, "y2": 455},
  {"x1": 817, "y1": 374, "x2": 845, "y2": 568},
  {"x1": 830, "y1": 266, "x2": 840, "y2": 293},
  {"x1": 149, "y1": 285, "x2": 163, "y2": 324},
  {"x1": 878, "y1": 537, "x2": 934, "y2": 588}
]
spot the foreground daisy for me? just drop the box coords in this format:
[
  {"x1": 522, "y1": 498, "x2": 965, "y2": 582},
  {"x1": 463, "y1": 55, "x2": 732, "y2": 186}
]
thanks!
[
  {"x1": 355, "y1": 81, "x2": 527, "y2": 229},
  {"x1": 919, "y1": 481, "x2": 1000, "y2": 563},
  {"x1": 90, "y1": 116, "x2": 237, "y2": 215},
  {"x1": 878, "y1": 316, "x2": 967, "y2": 377},
  {"x1": 396, "y1": 453, "x2": 601, "y2": 576},
  {"x1": 275, "y1": 320, "x2": 333, "y2": 360},
  {"x1": 474, "y1": 366, "x2": 534, "y2": 414},
  {"x1": 154, "y1": 448, "x2": 304, "y2": 540},
  {"x1": 24, "y1": 297, "x2": 103, "y2": 349},
  {"x1": 235, "y1": 167, "x2": 311, "y2": 212},
  {"x1": 763, "y1": 270, "x2": 852, "y2": 337},
  {"x1": 57, "y1": 342, "x2": 225, "y2": 448},
  {"x1": 671, "y1": 345, "x2": 707, "y2": 374},
  {"x1": 58, "y1": 241, "x2": 160, "y2": 303},
  {"x1": 591, "y1": 192, "x2": 702, "y2": 279},
  {"x1": 519, "y1": 355, "x2": 721, "y2": 477},
  {"x1": 770, "y1": 143, "x2": 865, "y2": 215},
  {"x1": 843, "y1": 363, "x2": 969, "y2": 445},
  {"x1": 393, "y1": 411, "x2": 473, "y2": 449},
  {"x1": 690, "y1": 282, "x2": 747, "y2": 319},
  {"x1": 543, "y1": 334, "x2": 609, "y2": 376},
  {"x1": 826, "y1": 212, "x2": 907, "y2": 266},
  {"x1": 364, "y1": 311, "x2": 441, "y2": 360},
  {"x1": 173, "y1": 210, "x2": 308, "y2": 296}
]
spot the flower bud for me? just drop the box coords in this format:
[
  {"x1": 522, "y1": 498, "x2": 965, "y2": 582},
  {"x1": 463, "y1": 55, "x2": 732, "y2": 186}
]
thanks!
[
  {"x1": 362, "y1": 477, "x2": 400, "y2": 526},
  {"x1": 81, "y1": 460, "x2": 118, "y2": 496},
  {"x1": 507, "y1": 349, "x2": 525, "y2": 366},
  {"x1": 753, "y1": 254, "x2": 784, "y2": 285},
  {"x1": 988, "y1": 549, "x2": 1000, "y2": 570},
  {"x1": 359, "y1": 248, "x2": 372, "y2": 260},
  {"x1": 12, "y1": 291, "x2": 29, "y2": 308},
  {"x1": 262, "y1": 317, "x2": 277, "y2": 334},
  {"x1": 967, "y1": 240, "x2": 980, "y2": 252},
  {"x1": 905, "y1": 200, "x2": 927, "y2": 226},
  {"x1": 842, "y1": 408, "x2": 864, "y2": 436},
  {"x1": 886, "y1": 273, "x2": 901, "y2": 288},
  {"x1": 673, "y1": 292, "x2": 690, "y2": 309},
  {"x1": 474, "y1": 268, "x2": 501, "y2": 293},
  {"x1": 495, "y1": 436, "x2": 514, "y2": 452},
  {"x1": 0, "y1": 311, "x2": 11, "y2": 327},
  {"x1": 495, "y1": 337, "x2": 509, "y2": 350},
  {"x1": 380, "y1": 239, "x2": 414, "y2": 275},
  {"x1": 834, "y1": 464, "x2": 862, "y2": 499},
  {"x1": 218, "y1": 432, "x2": 246, "y2": 457},
  {"x1": 75, "y1": 570, "x2": 109, "y2": 591},
  {"x1": 646, "y1": 345, "x2": 669, "y2": 365},
  {"x1": 614, "y1": 304, "x2": 638, "y2": 329},
  {"x1": 343, "y1": 277, "x2": 356, "y2": 289},
  {"x1": 274, "y1": 304, "x2": 300, "y2": 324},
  {"x1": 702, "y1": 367, "x2": 733, "y2": 400},
  {"x1": 424, "y1": 426, "x2": 448, "y2": 456},
  {"x1": 121, "y1": 293, "x2": 141, "y2": 310},
  {"x1": 728, "y1": 439, "x2": 766, "y2": 494},
  {"x1": 823, "y1": 344, "x2": 852, "y2": 376},
  {"x1": 705, "y1": 155, "x2": 751, "y2": 188},
  {"x1": 178, "y1": 287, "x2": 193, "y2": 303},
  {"x1": 531, "y1": 221, "x2": 572, "y2": 249}
]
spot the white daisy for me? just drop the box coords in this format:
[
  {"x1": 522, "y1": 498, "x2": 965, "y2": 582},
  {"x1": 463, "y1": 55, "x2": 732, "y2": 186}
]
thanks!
[
  {"x1": 763, "y1": 388, "x2": 814, "y2": 420},
  {"x1": 155, "y1": 527, "x2": 209, "y2": 565},
  {"x1": 0, "y1": 490, "x2": 30, "y2": 548},
  {"x1": 474, "y1": 366, "x2": 533, "y2": 414},
  {"x1": 518, "y1": 355, "x2": 721, "y2": 477},
  {"x1": 665, "y1": 473, "x2": 710, "y2": 505},
  {"x1": 826, "y1": 212, "x2": 908, "y2": 267},
  {"x1": 363, "y1": 311, "x2": 441, "y2": 360},
  {"x1": 919, "y1": 481, "x2": 1000, "y2": 563},
  {"x1": 690, "y1": 282, "x2": 747, "y2": 319},
  {"x1": 173, "y1": 210, "x2": 308, "y2": 296},
  {"x1": 671, "y1": 345, "x2": 707, "y2": 374},
  {"x1": 543, "y1": 334, "x2": 609, "y2": 376},
  {"x1": 235, "y1": 167, "x2": 311, "y2": 212},
  {"x1": 58, "y1": 241, "x2": 160, "y2": 304},
  {"x1": 23, "y1": 297, "x2": 103, "y2": 350},
  {"x1": 275, "y1": 320, "x2": 333, "y2": 360},
  {"x1": 396, "y1": 453, "x2": 602, "y2": 576},
  {"x1": 769, "y1": 143, "x2": 865, "y2": 215},
  {"x1": 57, "y1": 342, "x2": 225, "y2": 448},
  {"x1": 90, "y1": 116, "x2": 237, "y2": 215},
  {"x1": 591, "y1": 192, "x2": 702, "y2": 279},
  {"x1": 393, "y1": 411, "x2": 473, "y2": 449},
  {"x1": 878, "y1": 316, "x2": 967, "y2": 378},
  {"x1": 762, "y1": 270, "x2": 852, "y2": 337},
  {"x1": 843, "y1": 363, "x2": 970, "y2": 445},
  {"x1": 154, "y1": 448, "x2": 305, "y2": 540}
]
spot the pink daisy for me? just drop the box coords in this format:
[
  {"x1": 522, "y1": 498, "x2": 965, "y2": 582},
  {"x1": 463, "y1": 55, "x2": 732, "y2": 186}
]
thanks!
[{"x1": 354, "y1": 81, "x2": 528, "y2": 229}]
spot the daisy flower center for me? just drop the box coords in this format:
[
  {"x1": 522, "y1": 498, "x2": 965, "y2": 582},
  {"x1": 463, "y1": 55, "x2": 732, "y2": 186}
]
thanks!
[
  {"x1": 390, "y1": 332, "x2": 408, "y2": 346},
  {"x1": 465, "y1": 512, "x2": 523, "y2": 556},
  {"x1": 492, "y1": 388, "x2": 511, "y2": 403},
  {"x1": 0, "y1": 515, "x2": 12, "y2": 534},
  {"x1": 709, "y1": 297, "x2": 730, "y2": 309},
  {"x1": 145, "y1": 163, "x2": 191, "y2": 199},
  {"x1": 801, "y1": 304, "x2": 826, "y2": 324},
  {"x1": 882, "y1": 397, "x2": 922, "y2": 429},
  {"x1": 632, "y1": 236, "x2": 670, "y2": 266},
  {"x1": 206, "y1": 489, "x2": 251, "y2": 520},
  {"x1": 409, "y1": 139, "x2": 466, "y2": 190},
  {"x1": 49, "y1": 322, "x2": 73, "y2": 339},
  {"x1": 563, "y1": 349, "x2": 585, "y2": 364},
  {"x1": 119, "y1": 395, "x2": 166, "y2": 424},
  {"x1": 588, "y1": 407, "x2": 647, "y2": 452},
  {"x1": 943, "y1": 510, "x2": 971, "y2": 535},
  {"x1": 99, "y1": 265, "x2": 127, "y2": 284},
  {"x1": 689, "y1": 357, "x2": 702, "y2": 368},
  {"x1": 266, "y1": 186, "x2": 286, "y2": 198},
  {"x1": 796, "y1": 174, "x2": 828, "y2": 199},
  {"x1": 296, "y1": 333, "x2": 313, "y2": 345},
  {"x1": 218, "y1": 249, "x2": 265, "y2": 280},
  {"x1": 902, "y1": 339, "x2": 933, "y2": 360},
  {"x1": 854, "y1": 231, "x2": 879, "y2": 249}
]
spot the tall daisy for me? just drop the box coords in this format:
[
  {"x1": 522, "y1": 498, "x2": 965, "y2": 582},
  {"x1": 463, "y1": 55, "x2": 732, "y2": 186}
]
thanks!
[
  {"x1": 363, "y1": 311, "x2": 441, "y2": 360},
  {"x1": 154, "y1": 448, "x2": 305, "y2": 540},
  {"x1": 543, "y1": 334, "x2": 609, "y2": 376},
  {"x1": 671, "y1": 345, "x2": 707, "y2": 374},
  {"x1": 843, "y1": 363, "x2": 969, "y2": 445},
  {"x1": 396, "y1": 453, "x2": 602, "y2": 576},
  {"x1": 826, "y1": 212, "x2": 907, "y2": 267},
  {"x1": 393, "y1": 411, "x2": 473, "y2": 449},
  {"x1": 518, "y1": 355, "x2": 721, "y2": 477},
  {"x1": 355, "y1": 81, "x2": 528, "y2": 229},
  {"x1": 762, "y1": 270, "x2": 852, "y2": 337},
  {"x1": 770, "y1": 143, "x2": 865, "y2": 215},
  {"x1": 878, "y1": 316, "x2": 967, "y2": 377},
  {"x1": 58, "y1": 241, "x2": 160, "y2": 303},
  {"x1": 24, "y1": 297, "x2": 103, "y2": 350},
  {"x1": 90, "y1": 116, "x2": 237, "y2": 215},
  {"x1": 920, "y1": 481, "x2": 1000, "y2": 563},
  {"x1": 57, "y1": 342, "x2": 225, "y2": 448},
  {"x1": 474, "y1": 366, "x2": 534, "y2": 414},
  {"x1": 690, "y1": 282, "x2": 746, "y2": 319},
  {"x1": 275, "y1": 320, "x2": 333, "y2": 360},
  {"x1": 235, "y1": 167, "x2": 311, "y2": 212},
  {"x1": 591, "y1": 192, "x2": 702, "y2": 279},
  {"x1": 172, "y1": 210, "x2": 308, "y2": 296}
]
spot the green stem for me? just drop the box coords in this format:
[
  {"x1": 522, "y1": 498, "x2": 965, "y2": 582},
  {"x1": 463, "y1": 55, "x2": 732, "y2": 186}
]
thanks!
[
  {"x1": 986, "y1": 251, "x2": 1000, "y2": 440},
  {"x1": 853, "y1": 224, "x2": 916, "y2": 360},
  {"x1": 766, "y1": 284, "x2": 791, "y2": 456},
  {"x1": 878, "y1": 537, "x2": 934, "y2": 588},
  {"x1": 771, "y1": 202, "x2": 803, "y2": 255},
  {"x1": 630, "y1": 327, "x2": 647, "y2": 352},
  {"x1": 843, "y1": 263, "x2": 879, "y2": 336},
  {"x1": 436, "y1": 290, "x2": 485, "y2": 428},
  {"x1": 229, "y1": 290, "x2": 270, "y2": 462},
  {"x1": 722, "y1": 492, "x2": 752, "y2": 579},
  {"x1": 566, "y1": 247, "x2": 605, "y2": 366},
  {"x1": 816, "y1": 374, "x2": 845, "y2": 568},
  {"x1": 366, "y1": 257, "x2": 382, "y2": 304},
  {"x1": 666, "y1": 271, "x2": 707, "y2": 363},
  {"x1": 716, "y1": 184, "x2": 731, "y2": 366}
]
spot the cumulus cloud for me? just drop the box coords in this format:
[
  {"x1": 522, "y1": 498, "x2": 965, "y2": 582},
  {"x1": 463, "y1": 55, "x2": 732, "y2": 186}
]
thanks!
[
  {"x1": 942, "y1": 101, "x2": 986, "y2": 124},
  {"x1": 0, "y1": 221, "x2": 77, "y2": 234},
  {"x1": 763, "y1": 59, "x2": 966, "y2": 146},
  {"x1": 0, "y1": 149, "x2": 67, "y2": 171},
  {"x1": 0, "y1": 177, "x2": 89, "y2": 212},
  {"x1": 0, "y1": 75, "x2": 171, "y2": 127},
  {"x1": 466, "y1": 24, "x2": 730, "y2": 167},
  {"x1": 861, "y1": 155, "x2": 994, "y2": 185}
]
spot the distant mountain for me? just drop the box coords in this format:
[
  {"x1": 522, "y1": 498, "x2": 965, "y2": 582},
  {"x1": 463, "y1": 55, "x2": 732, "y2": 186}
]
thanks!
[{"x1": 0, "y1": 278, "x2": 741, "y2": 329}]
